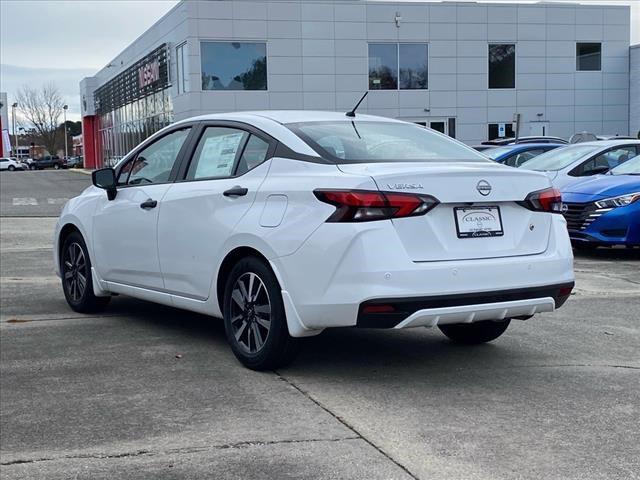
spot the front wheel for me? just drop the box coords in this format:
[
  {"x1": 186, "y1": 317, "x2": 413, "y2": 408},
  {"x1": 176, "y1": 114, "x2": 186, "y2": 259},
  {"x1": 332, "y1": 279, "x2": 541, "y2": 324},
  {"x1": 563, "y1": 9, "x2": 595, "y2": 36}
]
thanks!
[
  {"x1": 223, "y1": 257, "x2": 299, "y2": 370},
  {"x1": 61, "y1": 232, "x2": 110, "y2": 313},
  {"x1": 439, "y1": 319, "x2": 510, "y2": 344},
  {"x1": 8, "y1": 165, "x2": 15, "y2": 171}
]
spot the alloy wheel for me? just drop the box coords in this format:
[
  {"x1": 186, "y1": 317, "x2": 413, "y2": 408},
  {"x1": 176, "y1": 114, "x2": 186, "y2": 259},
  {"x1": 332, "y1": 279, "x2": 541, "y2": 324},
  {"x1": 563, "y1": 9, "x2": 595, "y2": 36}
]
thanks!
[
  {"x1": 63, "y1": 242, "x2": 87, "y2": 302},
  {"x1": 229, "y1": 272, "x2": 271, "y2": 354}
]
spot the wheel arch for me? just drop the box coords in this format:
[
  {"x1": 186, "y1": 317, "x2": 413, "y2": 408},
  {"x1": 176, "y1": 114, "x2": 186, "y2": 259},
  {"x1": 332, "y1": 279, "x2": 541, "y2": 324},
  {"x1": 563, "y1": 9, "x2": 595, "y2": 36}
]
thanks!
[
  {"x1": 216, "y1": 246, "x2": 272, "y2": 313},
  {"x1": 57, "y1": 223, "x2": 82, "y2": 268}
]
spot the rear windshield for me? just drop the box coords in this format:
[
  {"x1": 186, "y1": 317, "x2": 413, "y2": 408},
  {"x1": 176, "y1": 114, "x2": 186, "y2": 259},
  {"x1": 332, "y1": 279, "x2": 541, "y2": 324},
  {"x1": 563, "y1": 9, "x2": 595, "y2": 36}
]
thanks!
[
  {"x1": 286, "y1": 121, "x2": 488, "y2": 163},
  {"x1": 519, "y1": 145, "x2": 599, "y2": 172}
]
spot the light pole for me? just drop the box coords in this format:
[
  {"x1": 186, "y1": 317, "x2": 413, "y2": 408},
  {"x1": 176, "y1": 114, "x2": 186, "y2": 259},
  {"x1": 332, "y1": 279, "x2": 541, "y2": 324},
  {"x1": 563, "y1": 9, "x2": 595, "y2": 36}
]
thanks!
[
  {"x1": 63, "y1": 105, "x2": 68, "y2": 159},
  {"x1": 11, "y1": 102, "x2": 17, "y2": 157},
  {"x1": 17, "y1": 127, "x2": 24, "y2": 158}
]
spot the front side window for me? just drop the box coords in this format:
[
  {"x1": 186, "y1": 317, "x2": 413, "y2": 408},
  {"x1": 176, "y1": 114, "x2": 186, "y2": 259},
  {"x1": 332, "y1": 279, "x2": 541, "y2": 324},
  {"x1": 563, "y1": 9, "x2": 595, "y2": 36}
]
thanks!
[
  {"x1": 201, "y1": 42, "x2": 267, "y2": 91},
  {"x1": 369, "y1": 43, "x2": 428, "y2": 90},
  {"x1": 572, "y1": 146, "x2": 638, "y2": 176},
  {"x1": 576, "y1": 43, "x2": 601, "y2": 71},
  {"x1": 489, "y1": 44, "x2": 515, "y2": 89},
  {"x1": 124, "y1": 128, "x2": 190, "y2": 185},
  {"x1": 287, "y1": 121, "x2": 487, "y2": 163}
]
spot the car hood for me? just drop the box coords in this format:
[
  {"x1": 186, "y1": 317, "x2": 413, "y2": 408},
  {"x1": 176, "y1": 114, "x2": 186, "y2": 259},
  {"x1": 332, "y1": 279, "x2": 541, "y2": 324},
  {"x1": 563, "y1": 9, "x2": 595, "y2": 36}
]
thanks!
[{"x1": 561, "y1": 175, "x2": 640, "y2": 200}]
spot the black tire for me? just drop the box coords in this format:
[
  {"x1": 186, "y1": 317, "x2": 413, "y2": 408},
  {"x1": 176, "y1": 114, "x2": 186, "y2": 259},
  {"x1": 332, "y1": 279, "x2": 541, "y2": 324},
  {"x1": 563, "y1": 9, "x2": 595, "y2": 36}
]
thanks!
[
  {"x1": 60, "y1": 231, "x2": 110, "y2": 313},
  {"x1": 573, "y1": 243, "x2": 597, "y2": 252},
  {"x1": 223, "y1": 256, "x2": 299, "y2": 370},
  {"x1": 439, "y1": 319, "x2": 510, "y2": 345},
  {"x1": 29, "y1": 165, "x2": 36, "y2": 170},
  {"x1": 8, "y1": 165, "x2": 15, "y2": 171}
]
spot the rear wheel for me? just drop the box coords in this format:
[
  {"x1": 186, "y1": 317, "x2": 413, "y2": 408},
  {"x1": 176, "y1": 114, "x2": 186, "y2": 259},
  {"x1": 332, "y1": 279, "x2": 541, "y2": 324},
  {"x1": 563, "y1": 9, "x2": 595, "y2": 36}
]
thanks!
[
  {"x1": 8, "y1": 165, "x2": 15, "y2": 171},
  {"x1": 223, "y1": 257, "x2": 299, "y2": 370},
  {"x1": 439, "y1": 319, "x2": 510, "y2": 344},
  {"x1": 61, "y1": 232, "x2": 110, "y2": 313}
]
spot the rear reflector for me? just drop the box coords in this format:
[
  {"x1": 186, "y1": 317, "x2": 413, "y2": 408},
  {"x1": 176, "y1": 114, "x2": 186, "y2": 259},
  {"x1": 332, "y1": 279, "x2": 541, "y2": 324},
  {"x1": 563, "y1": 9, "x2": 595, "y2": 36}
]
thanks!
[
  {"x1": 362, "y1": 305, "x2": 396, "y2": 314},
  {"x1": 314, "y1": 189, "x2": 439, "y2": 222},
  {"x1": 518, "y1": 187, "x2": 563, "y2": 214}
]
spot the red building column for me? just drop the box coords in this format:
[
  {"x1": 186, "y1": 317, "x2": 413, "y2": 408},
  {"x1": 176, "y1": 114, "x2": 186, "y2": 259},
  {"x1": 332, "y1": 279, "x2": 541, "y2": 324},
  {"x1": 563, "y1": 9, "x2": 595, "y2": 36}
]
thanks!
[{"x1": 82, "y1": 116, "x2": 101, "y2": 169}]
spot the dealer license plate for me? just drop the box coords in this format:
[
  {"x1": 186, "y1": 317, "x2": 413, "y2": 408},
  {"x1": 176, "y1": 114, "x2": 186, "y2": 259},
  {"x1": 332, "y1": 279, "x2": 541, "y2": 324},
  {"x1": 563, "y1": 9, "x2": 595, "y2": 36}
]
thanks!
[{"x1": 454, "y1": 206, "x2": 504, "y2": 238}]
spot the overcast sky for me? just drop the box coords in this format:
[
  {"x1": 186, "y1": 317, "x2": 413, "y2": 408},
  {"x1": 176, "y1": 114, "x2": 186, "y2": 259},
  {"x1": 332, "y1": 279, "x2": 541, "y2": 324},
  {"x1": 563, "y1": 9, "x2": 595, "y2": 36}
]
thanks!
[{"x1": 1, "y1": 0, "x2": 638, "y2": 123}]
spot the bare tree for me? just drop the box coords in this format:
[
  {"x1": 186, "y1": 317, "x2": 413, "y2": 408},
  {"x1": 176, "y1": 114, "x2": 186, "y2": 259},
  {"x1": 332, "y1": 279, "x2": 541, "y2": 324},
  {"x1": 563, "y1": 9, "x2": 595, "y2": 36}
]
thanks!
[{"x1": 15, "y1": 83, "x2": 65, "y2": 156}]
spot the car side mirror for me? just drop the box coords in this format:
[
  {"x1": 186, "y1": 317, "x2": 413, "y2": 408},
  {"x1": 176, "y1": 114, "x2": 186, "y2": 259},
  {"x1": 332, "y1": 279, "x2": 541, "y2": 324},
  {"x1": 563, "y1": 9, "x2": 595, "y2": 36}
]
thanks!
[{"x1": 92, "y1": 168, "x2": 117, "y2": 200}]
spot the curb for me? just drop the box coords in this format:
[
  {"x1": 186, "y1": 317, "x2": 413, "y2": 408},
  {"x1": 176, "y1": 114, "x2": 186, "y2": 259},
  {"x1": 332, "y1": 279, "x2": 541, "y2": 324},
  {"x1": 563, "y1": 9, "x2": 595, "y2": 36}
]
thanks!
[{"x1": 68, "y1": 168, "x2": 92, "y2": 176}]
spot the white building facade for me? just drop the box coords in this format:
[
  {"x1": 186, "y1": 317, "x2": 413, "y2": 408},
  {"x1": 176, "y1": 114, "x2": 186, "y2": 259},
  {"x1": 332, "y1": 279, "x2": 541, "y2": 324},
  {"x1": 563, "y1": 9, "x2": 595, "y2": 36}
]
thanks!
[
  {"x1": 80, "y1": 0, "x2": 632, "y2": 168},
  {"x1": 630, "y1": 44, "x2": 640, "y2": 139}
]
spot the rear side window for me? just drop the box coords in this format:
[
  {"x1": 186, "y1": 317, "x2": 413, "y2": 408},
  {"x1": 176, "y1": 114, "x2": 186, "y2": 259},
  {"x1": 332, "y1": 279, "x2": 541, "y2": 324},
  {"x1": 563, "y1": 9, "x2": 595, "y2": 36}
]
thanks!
[
  {"x1": 236, "y1": 135, "x2": 270, "y2": 175},
  {"x1": 187, "y1": 127, "x2": 248, "y2": 180},
  {"x1": 287, "y1": 121, "x2": 487, "y2": 163}
]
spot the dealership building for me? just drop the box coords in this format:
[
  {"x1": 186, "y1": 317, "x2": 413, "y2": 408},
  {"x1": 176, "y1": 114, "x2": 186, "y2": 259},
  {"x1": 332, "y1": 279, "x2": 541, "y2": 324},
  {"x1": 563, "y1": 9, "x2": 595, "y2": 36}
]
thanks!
[{"x1": 79, "y1": 0, "x2": 634, "y2": 169}]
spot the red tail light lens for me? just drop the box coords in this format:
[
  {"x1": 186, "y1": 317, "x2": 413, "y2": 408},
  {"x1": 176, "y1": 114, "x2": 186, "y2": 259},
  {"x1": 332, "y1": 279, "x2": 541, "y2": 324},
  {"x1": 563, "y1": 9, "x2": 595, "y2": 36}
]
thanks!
[
  {"x1": 314, "y1": 189, "x2": 439, "y2": 222},
  {"x1": 519, "y1": 187, "x2": 563, "y2": 214}
]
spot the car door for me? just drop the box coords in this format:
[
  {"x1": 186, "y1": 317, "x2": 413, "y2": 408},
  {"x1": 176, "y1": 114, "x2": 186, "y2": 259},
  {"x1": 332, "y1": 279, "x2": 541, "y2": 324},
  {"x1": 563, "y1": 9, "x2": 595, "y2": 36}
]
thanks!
[
  {"x1": 0, "y1": 158, "x2": 8, "y2": 170},
  {"x1": 157, "y1": 123, "x2": 275, "y2": 300},
  {"x1": 92, "y1": 127, "x2": 192, "y2": 290}
]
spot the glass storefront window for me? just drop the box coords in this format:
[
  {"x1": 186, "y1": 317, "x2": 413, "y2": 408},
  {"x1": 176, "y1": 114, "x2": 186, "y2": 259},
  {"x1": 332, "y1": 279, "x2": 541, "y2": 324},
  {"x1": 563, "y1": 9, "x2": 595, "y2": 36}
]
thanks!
[
  {"x1": 369, "y1": 43, "x2": 398, "y2": 90},
  {"x1": 201, "y1": 42, "x2": 267, "y2": 91},
  {"x1": 98, "y1": 86, "x2": 174, "y2": 167}
]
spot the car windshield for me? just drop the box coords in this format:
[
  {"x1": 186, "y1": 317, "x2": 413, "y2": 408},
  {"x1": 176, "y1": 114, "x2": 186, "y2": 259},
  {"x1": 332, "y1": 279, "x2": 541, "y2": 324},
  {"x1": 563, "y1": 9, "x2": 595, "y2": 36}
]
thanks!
[
  {"x1": 485, "y1": 146, "x2": 520, "y2": 160},
  {"x1": 610, "y1": 155, "x2": 640, "y2": 175},
  {"x1": 519, "y1": 145, "x2": 600, "y2": 171},
  {"x1": 287, "y1": 121, "x2": 489, "y2": 163}
]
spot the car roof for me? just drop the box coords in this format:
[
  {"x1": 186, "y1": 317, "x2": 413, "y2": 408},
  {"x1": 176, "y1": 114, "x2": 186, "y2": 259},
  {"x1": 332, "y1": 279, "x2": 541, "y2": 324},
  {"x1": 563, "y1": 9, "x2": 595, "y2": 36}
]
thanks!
[
  {"x1": 568, "y1": 139, "x2": 640, "y2": 147},
  {"x1": 181, "y1": 110, "x2": 405, "y2": 125}
]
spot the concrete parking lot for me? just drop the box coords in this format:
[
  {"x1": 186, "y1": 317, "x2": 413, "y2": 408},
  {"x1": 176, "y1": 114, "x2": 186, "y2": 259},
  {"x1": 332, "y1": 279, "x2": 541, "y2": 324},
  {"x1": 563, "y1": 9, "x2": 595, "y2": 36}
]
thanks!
[{"x1": 1, "y1": 170, "x2": 639, "y2": 479}]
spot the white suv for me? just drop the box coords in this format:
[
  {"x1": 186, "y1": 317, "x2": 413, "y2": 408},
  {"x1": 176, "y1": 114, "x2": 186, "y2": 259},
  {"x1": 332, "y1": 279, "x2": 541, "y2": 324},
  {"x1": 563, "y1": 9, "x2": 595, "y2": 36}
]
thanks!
[
  {"x1": 0, "y1": 157, "x2": 24, "y2": 171},
  {"x1": 55, "y1": 111, "x2": 575, "y2": 369}
]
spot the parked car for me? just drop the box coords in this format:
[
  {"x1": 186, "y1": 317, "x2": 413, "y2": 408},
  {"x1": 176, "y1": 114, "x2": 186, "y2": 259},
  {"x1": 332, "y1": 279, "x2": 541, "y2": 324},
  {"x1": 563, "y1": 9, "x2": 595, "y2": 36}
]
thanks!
[
  {"x1": 561, "y1": 155, "x2": 640, "y2": 248},
  {"x1": 484, "y1": 143, "x2": 564, "y2": 167},
  {"x1": 31, "y1": 156, "x2": 65, "y2": 170},
  {"x1": 65, "y1": 156, "x2": 84, "y2": 168},
  {"x1": 55, "y1": 111, "x2": 575, "y2": 370},
  {"x1": 481, "y1": 136, "x2": 568, "y2": 146},
  {"x1": 0, "y1": 157, "x2": 24, "y2": 171},
  {"x1": 519, "y1": 140, "x2": 640, "y2": 189}
]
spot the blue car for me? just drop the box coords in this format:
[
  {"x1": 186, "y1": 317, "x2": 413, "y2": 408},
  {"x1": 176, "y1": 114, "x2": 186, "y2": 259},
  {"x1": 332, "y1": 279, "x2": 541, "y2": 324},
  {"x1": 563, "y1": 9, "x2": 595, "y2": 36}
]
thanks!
[
  {"x1": 483, "y1": 143, "x2": 564, "y2": 167},
  {"x1": 561, "y1": 155, "x2": 640, "y2": 248}
]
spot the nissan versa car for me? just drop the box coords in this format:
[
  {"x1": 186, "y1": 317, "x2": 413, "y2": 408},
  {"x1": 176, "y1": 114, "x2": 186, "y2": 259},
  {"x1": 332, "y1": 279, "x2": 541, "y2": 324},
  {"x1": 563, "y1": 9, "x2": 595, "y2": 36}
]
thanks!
[
  {"x1": 561, "y1": 155, "x2": 640, "y2": 248},
  {"x1": 55, "y1": 111, "x2": 575, "y2": 370}
]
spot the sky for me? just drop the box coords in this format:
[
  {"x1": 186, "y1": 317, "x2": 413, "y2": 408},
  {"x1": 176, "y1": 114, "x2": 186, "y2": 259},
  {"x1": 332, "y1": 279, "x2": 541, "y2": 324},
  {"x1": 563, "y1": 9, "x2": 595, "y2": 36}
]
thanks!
[{"x1": 1, "y1": 0, "x2": 638, "y2": 124}]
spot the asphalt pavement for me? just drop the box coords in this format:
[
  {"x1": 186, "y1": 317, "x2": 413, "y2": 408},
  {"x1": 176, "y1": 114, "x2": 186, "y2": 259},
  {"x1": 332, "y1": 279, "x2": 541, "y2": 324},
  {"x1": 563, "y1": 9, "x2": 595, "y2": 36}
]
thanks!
[{"x1": 1, "y1": 170, "x2": 639, "y2": 479}]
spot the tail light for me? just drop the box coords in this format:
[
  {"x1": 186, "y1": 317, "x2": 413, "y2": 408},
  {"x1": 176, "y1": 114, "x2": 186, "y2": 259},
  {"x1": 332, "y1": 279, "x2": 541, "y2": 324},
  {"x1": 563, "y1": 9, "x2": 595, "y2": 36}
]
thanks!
[
  {"x1": 314, "y1": 189, "x2": 439, "y2": 222},
  {"x1": 518, "y1": 187, "x2": 563, "y2": 214}
]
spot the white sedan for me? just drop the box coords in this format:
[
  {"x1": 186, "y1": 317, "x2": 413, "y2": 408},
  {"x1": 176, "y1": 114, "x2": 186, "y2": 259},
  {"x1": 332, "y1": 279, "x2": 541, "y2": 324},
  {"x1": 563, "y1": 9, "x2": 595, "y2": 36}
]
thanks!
[
  {"x1": 55, "y1": 111, "x2": 575, "y2": 370},
  {"x1": 519, "y1": 140, "x2": 640, "y2": 189}
]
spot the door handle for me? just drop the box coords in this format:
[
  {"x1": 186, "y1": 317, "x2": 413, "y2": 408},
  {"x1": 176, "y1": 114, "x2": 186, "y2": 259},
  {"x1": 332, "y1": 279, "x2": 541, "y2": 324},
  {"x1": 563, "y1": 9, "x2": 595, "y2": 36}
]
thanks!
[
  {"x1": 140, "y1": 198, "x2": 158, "y2": 209},
  {"x1": 223, "y1": 186, "x2": 248, "y2": 197}
]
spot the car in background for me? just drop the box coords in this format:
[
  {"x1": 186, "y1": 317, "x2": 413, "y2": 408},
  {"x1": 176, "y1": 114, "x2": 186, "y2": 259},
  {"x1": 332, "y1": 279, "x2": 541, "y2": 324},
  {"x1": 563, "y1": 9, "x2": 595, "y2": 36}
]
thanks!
[
  {"x1": 481, "y1": 136, "x2": 568, "y2": 146},
  {"x1": 0, "y1": 157, "x2": 25, "y2": 171},
  {"x1": 64, "y1": 156, "x2": 83, "y2": 168},
  {"x1": 561, "y1": 155, "x2": 640, "y2": 249},
  {"x1": 472, "y1": 145, "x2": 497, "y2": 152},
  {"x1": 519, "y1": 140, "x2": 640, "y2": 189},
  {"x1": 30, "y1": 156, "x2": 66, "y2": 170},
  {"x1": 483, "y1": 143, "x2": 564, "y2": 167}
]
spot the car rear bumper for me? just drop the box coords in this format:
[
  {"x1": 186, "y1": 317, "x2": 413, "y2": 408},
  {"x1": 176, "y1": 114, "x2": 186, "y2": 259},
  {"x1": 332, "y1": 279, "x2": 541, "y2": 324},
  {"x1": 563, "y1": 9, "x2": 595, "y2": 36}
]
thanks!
[
  {"x1": 357, "y1": 283, "x2": 573, "y2": 329},
  {"x1": 273, "y1": 215, "x2": 574, "y2": 335}
]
